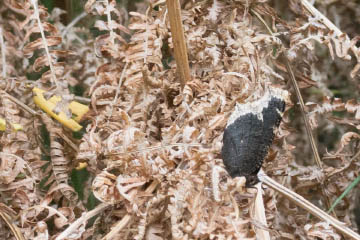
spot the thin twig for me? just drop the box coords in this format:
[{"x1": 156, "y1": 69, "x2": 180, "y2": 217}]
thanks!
[
  {"x1": 30, "y1": 0, "x2": 58, "y2": 87},
  {"x1": 105, "y1": 0, "x2": 115, "y2": 46},
  {"x1": 283, "y1": 59, "x2": 323, "y2": 169},
  {"x1": 2, "y1": 91, "x2": 39, "y2": 116},
  {"x1": 263, "y1": 176, "x2": 360, "y2": 240},
  {"x1": 101, "y1": 180, "x2": 159, "y2": 240},
  {"x1": 0, "y1": 211, "x2": 25, "y2": 240},
  {"x1": 300, "y1": 0, "x2": 342, "y2": 36},
  {"x1": 166, "y1": 0, "x2": 191, "y2": 87},
  {"x1": 0, "y1": 26, "x2": 6, "y2": 78},
  {"x1": 57, "y1": 132, "x2": 79, "y2": 152},
  {"x1": 61, "y1": 11, "x2": 88, "y2": 39},
  {"x1": 55, "y1": 203, "x2": 111, "y2": 240},
  {"x1": 327, "y1": 148, "x2": 360, "y2": 179},
  {"x1": 144, "y1": 6, "x2": 150, "y2": 64},
  {"x1": 253, "y1": 8, "x2": 323, "y2": 167},
  {"x1": 109, "y1": 61, "x2": 129, "y2": 117},
  {"x1": 113, "y1": 62, "x2": 129, "y2": 106},
  {"x1": 74, "y1": 96, "x2": 91, "y2": 104}
]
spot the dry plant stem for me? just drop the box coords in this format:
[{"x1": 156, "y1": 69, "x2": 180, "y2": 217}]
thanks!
[
  {"x1": 300, "y1": 0, "x2": 342, "y2": 36},
  {"x1": 61, "y1": 11, "x2": 87, "y2": 39},
  {"x1": 2, "y1": 91, "x2": 39, "y2": 116},
  {"x1": 252, "y1": 8, "x2": 323, "y2": 168},
  {"x1": 55, "y1": 203, "x2": 111, "y2": 240},
  {"x1": 30, "y1": 0, "x2": 58, "y2": 87},
  {"x1": 113, "y1": 62, "x2": 129, "y2": 106},
  {"x1": 263, "y1": 176, "x2": 360, "y2": 240},
  {"x1": 101, "y1": 180, "x2": 159, "y2": 240},
  {"x1": 144, "y1": 7, "x2": 150, "y2": 64},
  {"x1": 253, "y1": 183, "x2": 270, "y2": 240},
  {"x1": 110, "y1": 62, "x2": 129, "y2": 117},
  {"x1": 74, "y1": 95, "x2": 91, "y2": 104},
  {"x1": 283, "y1": 60, "x2": 323, "y2": 169},
  {"x1": 166, "y1": 0, "x2": 191, "y2": 87},
  {"x1": 327, "y1": 148, "x2": 360, "y2": 179},
  {"x1": 283, "y1": 38, "x2": 335, "y2": 216},
  {"x1": 0, "y1": 27, "x2": 6, "y2": 78},
  {"x1": 57, "y1": 132, "x2": 79, "y2": 152},
  {"x1": 0, "y1": 211, "x2": 25, "y2": 240},
  {"x1": 105, "y1": 0, "x2": 115, "y2": 46}
]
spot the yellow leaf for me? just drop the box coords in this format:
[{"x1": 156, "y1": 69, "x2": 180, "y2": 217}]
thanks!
[
  {"x1": 32, "y1": 87, "x2": 87, "y2": 132},
  {"x1": 69, "y1": 101, "x2": 89, "y2": 122},
  {"x1": 75, "y1": 162, "x2": 88, "y2": 170},
  {"x1": 47, "y1": 95, "x2": 89, "y2": 122},
  {"x1": 11, "y1": 123, "x2": 23, "y2": 132},
  {"x1": 0, "y1": 118, "x2": 6, "y2": 131}
]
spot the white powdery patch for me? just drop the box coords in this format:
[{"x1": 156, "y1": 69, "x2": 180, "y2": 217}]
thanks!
[{"x1": 227, "y1": 87, "x2": 288, "y2": 126}]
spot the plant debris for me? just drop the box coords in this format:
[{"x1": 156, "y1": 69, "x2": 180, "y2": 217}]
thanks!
[{"x1": 0, "y1": 0, "x2": 359, "y2": 239}]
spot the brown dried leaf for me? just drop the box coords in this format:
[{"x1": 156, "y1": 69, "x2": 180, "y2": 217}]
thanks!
[
  {"x1": 345, "y1": 99, "x2": 360, "y2": 120},
  {"x1": 23, "y1": 36, "x2": 62, "y2": 57},
  {"x1": 304, "y1": 222, "x2": 341, "y2": 240},
  {"x1": 146, "y1": 224, "x2": 164, "y2": 240}
]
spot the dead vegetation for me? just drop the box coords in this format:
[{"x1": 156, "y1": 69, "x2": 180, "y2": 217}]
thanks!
[{"x1": 0, "y1": 0, "x2": 360, "y2": 239}]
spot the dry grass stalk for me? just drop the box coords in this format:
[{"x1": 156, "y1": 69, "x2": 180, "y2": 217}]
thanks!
[
  {"x1": 30, "y1": 0, "x2": 58, "y2": 87},
  {"x1": 61, "y1": 11, "x2": 88, "y2": 39},
  {"x1": 0, "y1": 211, "x2": 25, "y2": 240},
  {"x1": 0, "y1": 26, "x2": 6, "y2": 78},
  {"x1": 166, "y1": 0, "x2": 191, "y2": 87},
  {"x1": 55, "y1": 203, "x2": 111, "y2": 240},
  {"x1": 2, "y1": 91, "x2": 38, "y2": 116},
  {"x1": 300, "y1": 0, "x2": 344, "y2": 36},
  {"x1": 283, "y1": 55, "x2": 336, "y2": 214},
  {"x1": 263, "y1": 175, "x2": 360, "y2": 240},
  {"x1": 283, "y1": 59, "x2": 323, "y2": 169}
]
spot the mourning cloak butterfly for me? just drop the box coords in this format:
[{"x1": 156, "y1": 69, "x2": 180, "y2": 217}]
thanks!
[{"x1": 221, "y1": 88, "x2": 288, "y2": 187}]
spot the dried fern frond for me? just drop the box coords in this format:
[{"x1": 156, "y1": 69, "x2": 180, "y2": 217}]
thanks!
[
  {"x1": 41, "y1": 114, "x2": 78, "y2": 202},
  {"x1": 307, "y1": 96, "x2": 360, "y2": 129},
  {"x1": 1, "y1": 0, "x2": 359, "y2": 239}
]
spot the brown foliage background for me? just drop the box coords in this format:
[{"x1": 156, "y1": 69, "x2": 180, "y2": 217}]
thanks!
[{"x1": 0, "y1": 0, "x2": 359, "y2": 239}]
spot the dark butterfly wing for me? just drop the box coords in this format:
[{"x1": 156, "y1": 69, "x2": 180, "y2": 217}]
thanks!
[
  {"x1": 221, "y1": 96, "x2": 285, "y2": 187},
  {"x1": 222, "y1": 112, "x2": 264, "y2": 177}
]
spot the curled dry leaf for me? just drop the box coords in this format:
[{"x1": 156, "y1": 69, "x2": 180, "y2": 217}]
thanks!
[
  {"x1": 336, "y1": 132, "x2": 360, "y2": 154},
  {"x1": 0, "y1": 152, "x2": 29, "y2": 184},
  {"x1": 116, "y1": 175, "x2": 146, "y2": 202},
  {"x1": 345, "y1": 99, "x2": 360, "y2": 120},
  {"x1": 41, "y1": 114, "x2": 78, "y2": 202},
  {"x1": 1, "y1": 0, "x2": 360, "y2": 239},
  {"x1": 23, "y1": 36, "x2": 62, "y2": 57},
  {"x1": 304, "y1": 222, "x2": 341, "y2": 240},
  {"x1": 92, "y1": 170, "x2": 121, "y2": 203},
  {"x1": 307, "y1": 96, "x2": 346, "y2": 129}
]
